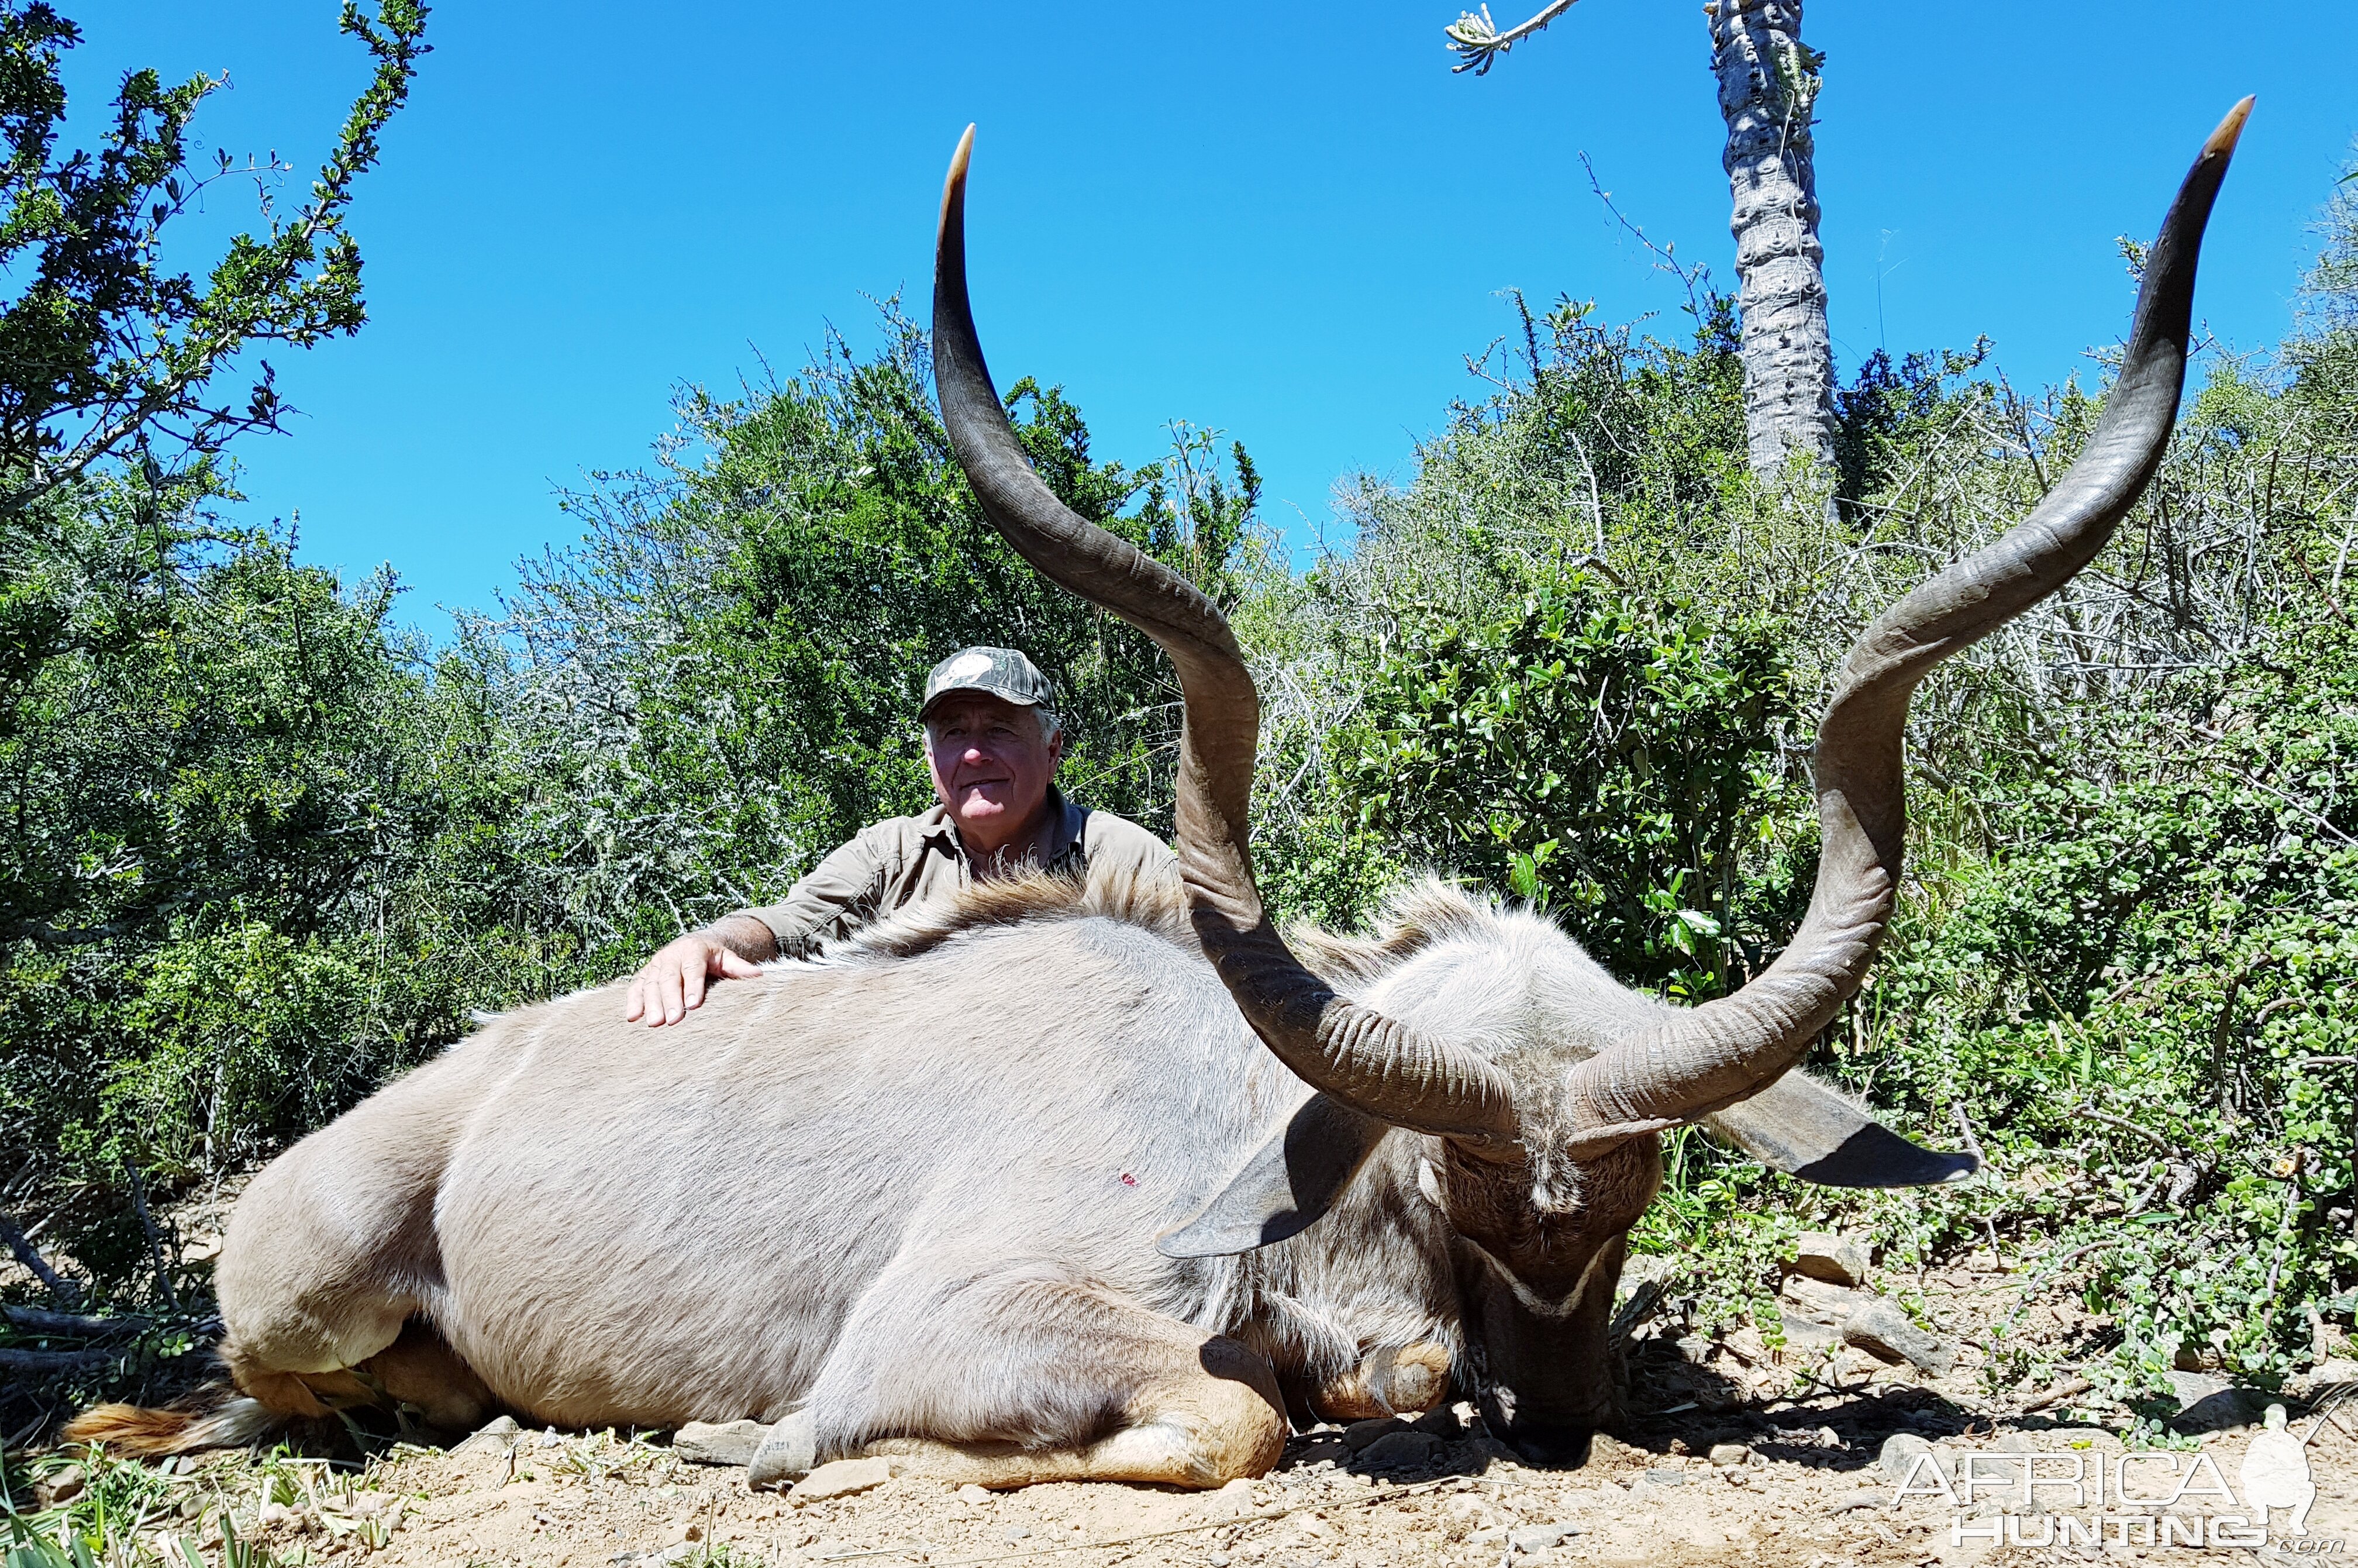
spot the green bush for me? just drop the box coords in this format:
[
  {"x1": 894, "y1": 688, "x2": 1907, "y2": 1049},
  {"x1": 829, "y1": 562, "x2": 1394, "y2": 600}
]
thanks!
[{"x1": 1341, "y1": 567, "x2": 1795, "y2": 995}]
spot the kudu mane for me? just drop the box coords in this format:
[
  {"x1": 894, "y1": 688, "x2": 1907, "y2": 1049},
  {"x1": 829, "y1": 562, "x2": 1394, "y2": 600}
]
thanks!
[{"x1": 825, "y1": 864, "x2": 1525, "y2": 1000}]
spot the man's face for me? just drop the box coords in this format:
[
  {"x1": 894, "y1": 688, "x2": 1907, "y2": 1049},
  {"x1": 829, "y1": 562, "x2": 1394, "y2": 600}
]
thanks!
[{"x1": 923, "y1": 693, "x2": 1063, "y2": 846}]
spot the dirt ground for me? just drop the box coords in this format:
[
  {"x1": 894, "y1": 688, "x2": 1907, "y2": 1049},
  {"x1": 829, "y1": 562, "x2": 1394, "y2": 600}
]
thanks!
[
  {"x1": 154, "y1": 1393, "x2": 2358, "y2": 1568},
  {"x1": 96, "y1": 1260, "x2": 2358, "y2": 1568}
]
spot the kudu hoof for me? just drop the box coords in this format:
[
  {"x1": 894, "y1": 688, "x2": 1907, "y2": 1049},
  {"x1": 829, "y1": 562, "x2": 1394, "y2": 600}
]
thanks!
[{"x1": 747, "y1": 1409, "x2": 819, "y2": 1489}]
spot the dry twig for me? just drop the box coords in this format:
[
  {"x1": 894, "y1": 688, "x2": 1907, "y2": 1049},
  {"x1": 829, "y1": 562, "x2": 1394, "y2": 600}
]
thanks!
[{"x1": 0, "y1": 1207, "x2": 81, "y2": 1307}]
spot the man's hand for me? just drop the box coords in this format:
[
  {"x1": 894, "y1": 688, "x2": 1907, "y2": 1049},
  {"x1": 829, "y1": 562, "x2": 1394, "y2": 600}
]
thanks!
[{"x1": 625, "y1": 920, "x2": 773, "y2": 1026}]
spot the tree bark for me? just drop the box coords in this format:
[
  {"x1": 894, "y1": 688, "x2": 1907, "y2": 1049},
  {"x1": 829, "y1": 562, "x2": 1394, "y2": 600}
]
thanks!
[{"x1": 1709, "y1": 0, "x2": 1835, "y2": 474}]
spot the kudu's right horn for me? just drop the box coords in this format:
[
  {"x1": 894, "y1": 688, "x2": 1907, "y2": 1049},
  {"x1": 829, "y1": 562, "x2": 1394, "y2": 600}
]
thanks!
[
  {"x1": 932, "y1": 125, "x2": 1518, "y2": 1147},
  {"x1": 930, "y1": 99, "x2": 2249, "y2": 1163},
  {"x1": 1556, "y1": 98, "x2": 2254, "y2": 1156}
]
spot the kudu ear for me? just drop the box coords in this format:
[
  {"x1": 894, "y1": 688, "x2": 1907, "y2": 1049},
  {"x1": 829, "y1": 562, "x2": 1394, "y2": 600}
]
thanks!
[
  {"x1": 1157, "y1": 1094, "x2": 1391, "y2": 1258},
  {"x1": 1701, "y1": 1071, "x2": 1977, "y2": 1188}
]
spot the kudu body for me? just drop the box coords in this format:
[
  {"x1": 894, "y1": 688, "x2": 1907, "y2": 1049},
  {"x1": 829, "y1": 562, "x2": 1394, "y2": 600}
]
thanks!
[{"x1": 70, "y1": 104, "x2": 2249, "y2": 1489}]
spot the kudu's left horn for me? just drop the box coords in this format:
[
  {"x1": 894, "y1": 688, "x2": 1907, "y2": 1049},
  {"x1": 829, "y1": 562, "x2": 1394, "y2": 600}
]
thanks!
[
  {"x1": 1556, "y1": 98, "x2": 2253, "y2": 1156},
  {"x1": 931, "y1": 125, "x2": 1518, "y2": 1147}
]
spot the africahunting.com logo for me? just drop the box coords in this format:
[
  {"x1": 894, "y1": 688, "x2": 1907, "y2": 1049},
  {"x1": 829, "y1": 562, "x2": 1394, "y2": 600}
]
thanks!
[{"x1": 1890, "y1": 1404, "x2": 2338, "y2": 1552}]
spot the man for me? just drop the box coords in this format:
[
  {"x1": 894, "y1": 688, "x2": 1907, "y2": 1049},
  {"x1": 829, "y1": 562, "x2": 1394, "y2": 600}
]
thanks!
[{"x1": 625, "y1": 646, "x2": 1175, "y2": 1025}]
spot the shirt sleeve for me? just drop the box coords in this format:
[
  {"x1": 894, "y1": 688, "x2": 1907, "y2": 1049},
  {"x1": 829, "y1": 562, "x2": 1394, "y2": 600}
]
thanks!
[{"x1": 737, "y1": 828, "x2": 894, "y2": 959}]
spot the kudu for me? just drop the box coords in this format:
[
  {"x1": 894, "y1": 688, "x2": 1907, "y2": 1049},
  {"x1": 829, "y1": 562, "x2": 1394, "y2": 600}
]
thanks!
[{"x1": 69, "y1": 102, "x2": 2249, "y2": 1489}]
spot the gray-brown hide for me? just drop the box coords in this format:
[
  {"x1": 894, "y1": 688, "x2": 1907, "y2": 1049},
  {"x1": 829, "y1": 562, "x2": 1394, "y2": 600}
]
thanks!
[{"x1": 69, "y1": 103, "x2": 2249, "y2": 1490}]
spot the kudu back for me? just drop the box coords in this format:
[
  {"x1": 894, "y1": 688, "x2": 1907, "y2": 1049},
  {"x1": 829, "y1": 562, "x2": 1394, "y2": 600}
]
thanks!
[{"x1": 67, "y1": 102, "x2": 2250, "y2": 1488}]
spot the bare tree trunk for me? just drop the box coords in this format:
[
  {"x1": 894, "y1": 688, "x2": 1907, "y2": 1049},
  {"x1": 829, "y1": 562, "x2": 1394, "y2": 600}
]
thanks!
[{"x1": 1708, "y1": 0, "x2": 1835, "y2": 474}]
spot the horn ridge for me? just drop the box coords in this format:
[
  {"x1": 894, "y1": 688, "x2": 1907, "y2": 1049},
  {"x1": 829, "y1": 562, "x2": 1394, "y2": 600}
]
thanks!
[{"x1": 932, "y1": 127, "x2": 1519, "y2": 1144}]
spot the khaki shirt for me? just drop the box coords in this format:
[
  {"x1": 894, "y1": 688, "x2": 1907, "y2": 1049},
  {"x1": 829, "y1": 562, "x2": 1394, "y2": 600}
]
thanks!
[{"x1": 740, "y1": 787, "x2": 1175, "y2": 958}]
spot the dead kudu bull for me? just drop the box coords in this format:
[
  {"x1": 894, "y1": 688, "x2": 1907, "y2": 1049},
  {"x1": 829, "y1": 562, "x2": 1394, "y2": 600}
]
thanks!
[{"x1": 71, "y1": 104, "x2": 2250, "y2": 1488}]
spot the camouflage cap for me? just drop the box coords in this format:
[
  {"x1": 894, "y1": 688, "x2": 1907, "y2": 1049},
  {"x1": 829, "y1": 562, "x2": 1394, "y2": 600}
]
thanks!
[{"x1": 919, "y1": 646, "x2": 1057, "y2": 719}]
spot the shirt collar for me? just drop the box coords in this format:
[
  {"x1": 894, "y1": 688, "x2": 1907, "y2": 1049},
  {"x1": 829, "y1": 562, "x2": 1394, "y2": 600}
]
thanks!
[
  {"x1": 919, "y1": 784, "x2": 1085, "y2": 868},
  {"x1": 1037, "y1": 784, "x2": 1087, "y2": 866}
]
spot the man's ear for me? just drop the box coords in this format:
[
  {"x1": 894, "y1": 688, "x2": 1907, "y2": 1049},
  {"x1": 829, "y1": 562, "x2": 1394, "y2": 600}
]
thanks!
[{"x1": 1157, "y1": 1093, "x2": 1390, "y2": 1257}]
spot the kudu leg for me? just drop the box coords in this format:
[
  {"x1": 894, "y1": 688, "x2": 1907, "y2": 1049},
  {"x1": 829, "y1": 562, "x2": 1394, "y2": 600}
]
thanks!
[
  {"x1": 213, "y1": 1047, "x2": 493, "y2": 1429},
  {"x1": 218, "y1": 1317, "x2": 493, "y2": 1432},
  {"x1": 802, "y1": 1261, "x2": 1286, "y2": 1490},
  {"x1": 1300, "y1": 1340, "x2": 1454, "y2": 1424}
]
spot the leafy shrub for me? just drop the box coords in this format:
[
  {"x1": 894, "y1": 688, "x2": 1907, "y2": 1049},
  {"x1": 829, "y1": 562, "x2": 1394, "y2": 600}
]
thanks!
[{"x1": 1341, "y1": 567, "x2": 1794, "y2": 995}]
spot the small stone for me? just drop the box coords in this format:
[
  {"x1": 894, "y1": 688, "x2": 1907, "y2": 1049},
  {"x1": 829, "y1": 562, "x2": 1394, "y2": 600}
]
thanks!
[
  {"x1": 1509, "y1": 1523, "x2": 1576, "y2": 1552},
  {"x1": 1642, "y1": 1467, "x2": 1687, "y2": 1487},
  {"x1": 1788, "y1": 1232, "x2": 1870, "y2": 1287},
  {"x1": 1878, "y1": 1431, "x2": 1935, "y2": 1481},
  {"x1": 957, "y1": 1483, "x2": 992, "y2": 1504},
  {"x1": 1778, "y1": 1313, "x2": 1842, "y2": 1352},
  {"x1": 787, "y1": 1456, "x2": 894, "y2": 1501},
  {"x1": 1842, "y1": 1300, "x2": 1954, "y2": 1374},
  {"x1": 35, "y1": 1464, "x2": 84, "y2": 1505},
  {"x1": 1828, "y1": 1489, "x2": 1886, "y2": 1513},
  {"x1": 1203, "y1": 1476, "x2": 1258, "y2": 1518},
  {"x1": 2295, "y1": 1357, "x2": 2358, "y2": 1397},
  {"x1": 1707, "y1": 1442, "x2": 1751, "y2": 1467},
  {"x1": 1003, "y1": 1526, "x2": 1032, "y2": 1542},
  {"x1": 1342, "y1": 1416, "x2": 1405, "y2": 1451},
  {"x1": 673, "y1": 1418, "x2": 768, "y2": 1467},
  {"x1": 1357, "y1": 1429, "x2": 1440, "y2": 1469},
  {"x1": 454, "y1": 1414, "x2": 520, "y2": 1455},
  {"x1": 1585, "y1": 1433, "x2": 1640, "y2": 1465}
]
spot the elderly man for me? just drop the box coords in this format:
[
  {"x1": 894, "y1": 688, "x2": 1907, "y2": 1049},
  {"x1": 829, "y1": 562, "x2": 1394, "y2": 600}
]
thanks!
[{"x1": 625, "y1": 646, "x2": 1175, "y2": 1025}]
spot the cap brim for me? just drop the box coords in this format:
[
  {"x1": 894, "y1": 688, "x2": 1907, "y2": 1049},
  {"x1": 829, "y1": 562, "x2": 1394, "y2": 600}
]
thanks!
[{"x1": 918, "y1": 685, "x2": 1045, "y2": 720}]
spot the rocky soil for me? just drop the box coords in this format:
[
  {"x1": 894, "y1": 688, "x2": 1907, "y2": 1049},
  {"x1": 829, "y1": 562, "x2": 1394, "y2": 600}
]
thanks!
[
  {"x1": 68, "y1": 1238, "x2": 2358, "y2": 1568},
  {"x1": 131, "y1": 1390, "x2": 2358, "y2": 1568}
]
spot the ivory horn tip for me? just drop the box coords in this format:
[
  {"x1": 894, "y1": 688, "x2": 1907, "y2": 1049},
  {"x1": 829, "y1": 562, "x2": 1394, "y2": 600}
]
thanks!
[
  {"x1": 2207, "y1": 96, "x2": 2256, "y2": 160},
  {"x1": 940, "y1": 125, "x2": 976, "y2": 232}
]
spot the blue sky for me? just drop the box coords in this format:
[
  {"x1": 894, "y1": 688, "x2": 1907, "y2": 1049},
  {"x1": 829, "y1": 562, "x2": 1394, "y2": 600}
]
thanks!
[{"x1": 66, "y1": 3, "x2": 2353, "y2": 640}]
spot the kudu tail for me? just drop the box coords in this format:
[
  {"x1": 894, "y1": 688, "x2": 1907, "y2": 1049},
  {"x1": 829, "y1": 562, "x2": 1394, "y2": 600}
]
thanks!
[{"x1": 61, "y1": 1389, "x2": 284, "y2": 1457}]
